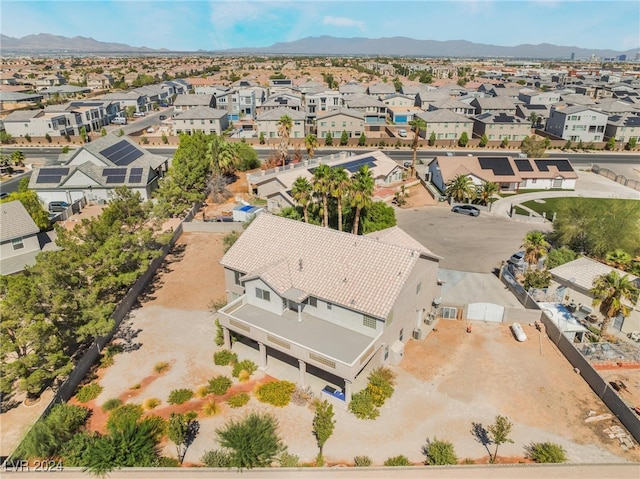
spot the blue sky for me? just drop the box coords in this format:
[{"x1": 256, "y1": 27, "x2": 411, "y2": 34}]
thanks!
[{"x1": 2, "y1": 1, "x2": 639, "y2": 52}]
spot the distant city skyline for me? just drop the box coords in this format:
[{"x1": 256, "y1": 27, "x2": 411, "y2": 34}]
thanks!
[{"x1": 2, "y1": 0, "x2": 639, "y2": 53}]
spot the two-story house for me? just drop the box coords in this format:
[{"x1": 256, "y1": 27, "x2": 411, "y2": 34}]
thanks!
[
  {"x1": 344, "y1": 94, "x2": 387, "y2": 124},
  {"x1": 605, "y1": 114, "x2": 640, "y2": 144},
  {"x1": 415, "y1": 109, "x2": 474, "y2": 142},
  {"x1": 172, "y1": 106, "x2": 229, "y2": 136},
  {"x1": 316, "y1": 108, "x2": 365, "y2": 141},
  {"x1": 544, "y1": 105, "x2": 608, "y2": 142},
  {"x1": 473, "y1": 112, "x2": 532, "y2": 143},
  {"x1": 256, "y1": 107, "x2": 306, "y2": 142},
  {"x1": 218, "y1": 213, "x2": 442, "y2": 404},
  {"x1": 173, "y1": 93, "x2": 215, "y2": 112}
]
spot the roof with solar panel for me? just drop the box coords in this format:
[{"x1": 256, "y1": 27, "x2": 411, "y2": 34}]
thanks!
[{"x1": 29, "y1": 162, "x2": 154, "y2": 189}]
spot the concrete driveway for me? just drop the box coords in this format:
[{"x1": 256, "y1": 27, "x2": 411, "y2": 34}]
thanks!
[{"x1": 395, "y1": 204, "x2": 551, "y2": 273}]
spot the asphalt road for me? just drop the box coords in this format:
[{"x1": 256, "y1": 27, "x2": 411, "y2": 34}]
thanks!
[{"x1": 395, "y1": 204, "x2": 552, "y2": 273}]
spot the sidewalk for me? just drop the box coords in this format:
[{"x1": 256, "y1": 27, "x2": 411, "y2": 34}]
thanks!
[{"x1": 491, "y1": 170, "x2": 640, "y2": 218}]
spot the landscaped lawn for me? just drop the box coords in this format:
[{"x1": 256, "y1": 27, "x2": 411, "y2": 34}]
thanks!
[{"x1": 521, "y1": 197, "x2": 640, "y2": 218}]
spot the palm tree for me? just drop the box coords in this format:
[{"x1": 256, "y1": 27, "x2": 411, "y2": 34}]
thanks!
[
  {"x1": 521, "y1": 231, "x2": 550, "y2": 269},
  {"x1": 408, "y1": 117, "x2": 426, "y2": 178},
  {"x1": 208, "y1": 137, "x2": 238, "y2": 175},
  {"x1": 304, "y1": 134, "x2": 318, "y2": 159},
  {"x1": 329, "y1": 167, "x2": 350, "y2": 231},
  {"x1": 445, "y1": 174, "x2": 475, "y2": 203},
  {"x1": 605, "y1": 249, "x2": 632, "y2": 270},
  {"x1": 591, "y1": 271, "x2": 639, "y2": 336},
  {"x1": 475, "y1": 181, "x2": 500, "y2": 207},
  {"x1": 350, "y1": 165, "x2": 374, "y2": 235},
  {"x1": 277, "y1": 115, "x2": 293, "y2": 167},
  {"x1": 312, "y1": 164, "x2": 332, "y2": 227},
  {"x1": 291, "y1": 177, "x2": 313, "y2": 223}
]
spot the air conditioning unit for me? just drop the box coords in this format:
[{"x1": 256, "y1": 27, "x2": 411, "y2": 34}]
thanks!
[{"x1": 412, "y1": 328, "x2": 423, "y2": 340}]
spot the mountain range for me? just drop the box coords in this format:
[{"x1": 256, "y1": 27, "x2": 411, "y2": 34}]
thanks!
[{"x1": 1, "y1": 33, "x2": 636, "y2": 59}]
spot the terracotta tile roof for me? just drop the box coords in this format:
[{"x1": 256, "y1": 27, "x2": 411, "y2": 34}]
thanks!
[{"x1": 221, "y1": 214, "x2": 436, "y2": 319}]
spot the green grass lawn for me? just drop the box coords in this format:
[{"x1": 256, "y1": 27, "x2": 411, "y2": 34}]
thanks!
[{"x1": 521, "y1": 197, "x2": 640, "y2": 218}]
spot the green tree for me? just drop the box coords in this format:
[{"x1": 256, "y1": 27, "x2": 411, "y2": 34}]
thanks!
[
  {"x1": 408, "y1": 117, "x2": 426, "y2": 178},
  {"x1": 500, "y1": 137, "x2": 509, "y2": 148},
  {"x1": 340, "y1": 130, "x2": 349, "y2": 146},
  {"x1": 521, "y1": 231, "x2": 550, "y2": 269},
  {"x1": 329, "y1": 167, "x2": 350, "y2": 231},
  {"x1": 259, "y1": 131, "x2": 265, "y2": 145},
  {"x1": 523, "y1": 269, "x2": 553, "y2": 290},
  {"x1": 487, "y1": 415, "x2": 514, "y2": 463},
  {"x1": 44, "y1": 133, "x2": 52, "y2": 143},
  {"x1": 605, "y1": 249, "x2": 632, "y2": 270},
  {"x1": 291, "y1": 176, "x2": 314, "y2": 224},
  {"x1": 312, "y1": 164, "x2": 332, "y2": 228},
  {"x1": 605, "y1": 137, "x2": 616, "y2": 151},
  {"x1": 520, "y1": 135, "x2": 548, "y2": 158},
  {"x1": 304, "y1": 133, "x2": 318, "y2": 159},
  {"x1": 350, "y1": 165, "x2": 374, "y2": 235},
  {"x1": 216, "y1": 412, "x2": 284, "y2": 470},
  {"x1": 545, "y1": 247, "x2": 578, "y2": 269},
  {"x1": 360, "y1": 201, "x2": 397, "y2": 234},
  {"x1": 358, "y1": 132, "x2": 367, "y2": 146},
  {"x1": 277, "y1": 115, "x2": 293, "y2": 167},
  {"x1": 11, "y1": 150, "x2": 25, "y2": 167},
  {"x1": 445, "y1": 174, "x2": 475, "y2": 203},
  {"x1": 325, "y1": 131, "x2": 334, "y2": 146},
  {"x1": 458, "y1": 131, "x2": 469, "y2": 147},
  {"x1": 479, "y1": 134, "x2": 488, "y2": 147},
  {"x1": 591, "y1": 271, "x2": 639, "y2": 336},
  {"x1": 626, "y1": 137, "x2": 637, "y2": 150},
  {"x1": 168, "y1": 412, "x2": 199, "y2": 464},
  {"x1": 474, "y1": 181, "x2": 499, "y2": 207},
  {"x1": 428, "y1": 131, "x2": 436, "y2": 146},
  {"x1": 100, "y1": 127, "x2": 107, "y2": 137},
  {"x1": 312, "y1": 400, "x2": 335, "y2": 464},
  {"x1": 422, "y1": 437, "x2": 458, "y2": 465},
  {"x1": 3, "y1": 189, "x2": 50, "y2": 230},
  {"x1": 526, "y1": 442, "x2": 567, "y2": 463}
]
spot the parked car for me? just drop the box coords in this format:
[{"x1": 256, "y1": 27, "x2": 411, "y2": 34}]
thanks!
[
  {"x1": 159, "y1": 115, "x2": 167, "y2": 120},
  {"x1": 112, "y1": 117, "x2": 127, "y2": 125},
  {"x1": 215, "y1": 216, "x2": 234, "y2": 222},
  {"x1": 48, "y1": 201, "x2": 69, "y2": 213},
  {"x1": 451, "y1": 204, "x2": 480, "y2": 216},
  {"x1": 0, "y1": 192, "x2": 9, "y2": 199},
  {"x1": 508, "y1": 251, "x2": 526, "y2": 266},
  {"x1": 133, "y1": 112, "x2": 145, "y2": 117},
  {"x1": 397, "y1": 128, "x2": 407, "y2": 138}
]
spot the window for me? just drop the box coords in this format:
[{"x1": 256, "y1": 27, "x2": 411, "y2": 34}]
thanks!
[
  {"x1": 308, "y1": 297, "x2": 317, "y2": 307},
  {"x1": 234, "y1": 271, "x2": 242, "y2": 286},
  {"x1": 440, "y1": 307, "x2": 457, "y2": 319},
  {"x1": 363, "y1": 316, "x2": 376, "y2": 329},
  {"x1": 256, "y1": 287, "x2": 271, "y2": 301},
  {"x1": 12, "y1": 237, "x2": 24, "y2": 250},
  {"x1": 327, "y1": 302, "x2": 332, "y2": 310},
  {"x1": 399, "y1": 328, "x2": 404, "y2": 341}
]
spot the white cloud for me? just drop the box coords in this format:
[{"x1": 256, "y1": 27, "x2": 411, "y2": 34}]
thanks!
[{"x1": 323, "y1": 16, "x2": 365, "y2": 31}]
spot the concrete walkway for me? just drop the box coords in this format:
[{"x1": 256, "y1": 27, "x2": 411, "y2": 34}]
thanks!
[{"x1": 491, "y1": 170, "x2": 640, "y2": 218}]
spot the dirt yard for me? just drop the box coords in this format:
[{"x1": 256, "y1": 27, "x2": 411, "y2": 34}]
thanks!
[{"x1": 80, "y1": 231, "x2": 639, "y2": 466}]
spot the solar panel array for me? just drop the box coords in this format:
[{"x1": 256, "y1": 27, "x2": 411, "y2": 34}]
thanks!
[
  {"x1": 99, "y1": 140, "x2": 144, "y2": 166},
  {"x1": 102, "y1": 167, "x2": 127, "y2": 184},
  {"x1": 35, "y1": 167, "x2": 70, "y2": 184},
  {"x1": 341, "y1": 156, "x2": 377, "y2": 173},
  {"x1": 514, "y1": 159, "x2": 534, "y2": 172},
  {"x1": 128, "y1": 167, "x2": 144, "y2": 184},
  {"x1": 478, "y1": 157, "x2": 514, "y2": 176},
  {"x1": 534, "y1": 159, "x2": 573, "y2": 172}
]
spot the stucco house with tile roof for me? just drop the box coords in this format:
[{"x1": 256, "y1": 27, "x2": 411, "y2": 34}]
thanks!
[
  {"x1": 0, "y1": 200, "x2": 43, "y2": 275},
  {"x1": 548, "y1": 257, "x2": 640, "y2": 334},
  {"x1": 172, "y1": 106, "x2": 229, "y2": 135},
  {"x1": 427, "y1": 155, "x2": 577, "y2": 193},
  {"x1": 218, "y1": 213, "x2": 442, "y2": 404},
  {"x1": 316, "y1": 108, "x2": 365, "y2": 141},
  {"x1": 256, "y1": 107, "x2": 306, "y2": 141},
  {"x1": 415, "y1": 109, "x2": 474, "y2": 142}
]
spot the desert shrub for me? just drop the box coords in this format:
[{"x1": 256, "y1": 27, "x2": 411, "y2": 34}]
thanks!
[
  {"x1": 145, "y1": 414, "x2": 168, "y2": 437},
  {"x1": 364, "y1": 367, "x2": 395, "y2": 407},
  {"x1": 290, "y1": 385, "x2": 313, "y2": 406},
  {"x1": 143, "y1": 397, "x2": 161, "y2": 410},
  {"x1": 214, "y1": 349, "x2": 237, "y2": 366},
  {"x1": 348, "y1": 390, "x2": 379, "y2": 420},
  {"x1": 201, "y1": 449, "x2": 231, "y2": 467},
  {"x1": 168, "y1": 388, "x2": 194, "y2": 405},
  {"x1": 227, "y1": 392, "x2": 250, "y2": 408},
  {"x1": 422, "y1": 437, "x2": 458, "y2": 465},
  {"x1": 462, "y1": 458, "x2": 475, "y2": 464},
  {"x1": 202, "y1": 400, "x2": 221, "y2": 417},
  {"x1": 354, "y1": 455, "x2": 373, "y2": 467},
  {"x1": 526, "y1": 442, "x2": 567, "y2": 463},
  {"x1": 384, "y1": 455, "x2": 411, "y2": 466},
  {"x1": 154, "y1": 361, "x2": 170, "y2": 373},
  {"x1": 130, "y1": 383, "x2": 141, "y2": 390},
  {"x1": 214, "y1": 319, "x2": 225, "y2": 347},
  {"x1": 156, "y1": 456, "x2": 180, "y2": 467},
  {"x1": 195, "y1": 385, "x2": 210, "y2": 398},
  {"x1": 237, "y1": 370, "x2": 251, "y2": 382},
  {"x1": 106, "y1": 404, "x2": 143, "y2": 433},
  {"x1": 279, "y1": 451, "x2": 300, "y2": 467},
  {"x1": 255, "y1": 381, "x2": 296, "y2": 407},
  {"x1": 101, "y1": 398, "x2": 123, "y2": 412},
  {"x1": 208, "y1": 375, "x2": 232, "y2": 395},
  {"x1": 75, "y1": 383, "x2": 103, "y2": 403},
  {"x1": 232, "y1": 359, "x2": 257, "y2": 378}
]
